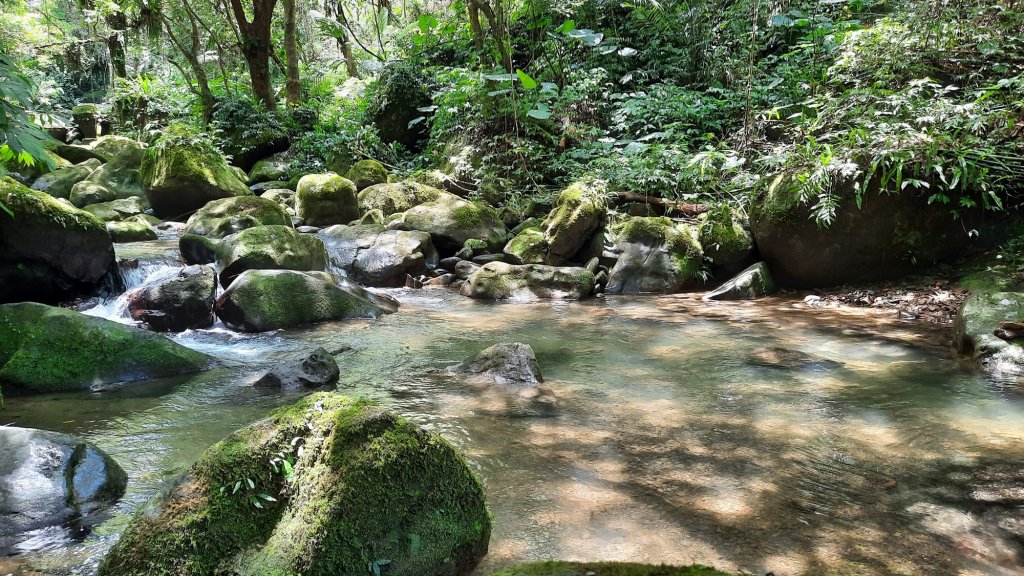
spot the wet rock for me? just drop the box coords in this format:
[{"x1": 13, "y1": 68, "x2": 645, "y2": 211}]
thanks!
[
  {"x1": 29, "y1": 159, "x2": 101, "y2": 199},
  {"x1": 704, "y1": 262, "x2": 776, "y2": 301},
  {"x1": 215, "y1": 270, "x2": 397, "y2": 332},
  {"x1": 82, "y1": 196, "x2": 149, "y2": 222},
  {"x1": 254, "y1": 347, "x2": 340, "y2": 388},
  {"x1": 603, "y1": 217, "x2": 704, "y2": 294},
  {"x1": 295, "y1": 173, "x2": 359, "y2": 226},
  {"x1": 954, "y1": 290, "x2": 1024, "y2": 379},
  {"x1": 541, "y1": 179, "x2": 607, "y2": 265},
  {"x1": 391, "y1": 192, "x2": 506, "y2": 254},
  {"x1": 107, "y1": 216, "x2": 157, "y2": 242},
  {"x1": 127, "y1": 265, "x2": 217, "y2": 332},
  {"x1": 0, "y1": 302, "x2": 210, "y2": 392},
  {"x1": 0, "y1": 428, "x2": 126, "y2": 548},
  {"x1": 748, "y1": 347, "x2": 840, "y2": 371},
  {"x1": 0, "y1": 178, "x2": 117, "y2": 304},
  {"x1": 215, "y1": 225, "x2": 328, "y2": 287},
  {"x1": 317, "y1": 223, "x2": 438, "y2": 287},
  {"x1": 345, "y1": 159, "x2": 388, "y2": 192},
  {"x1": 450, "y1": 342, "x2": 543, "y2": 387},
  {"x1": 99, "y1": 393, "x2": 490, "y2": 576},
  {"x1": 462, "y1": 262, "x2": 595, "y2": 301}
]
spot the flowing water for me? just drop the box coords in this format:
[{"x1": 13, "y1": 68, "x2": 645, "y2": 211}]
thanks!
[{"x1": 2, "y1": 241, "x2": 1023, "y2": 576}]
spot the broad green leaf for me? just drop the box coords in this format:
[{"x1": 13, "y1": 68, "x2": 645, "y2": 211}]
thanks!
[{"x1": 516, "y1": 69, "x2": 538, "y2": 90}]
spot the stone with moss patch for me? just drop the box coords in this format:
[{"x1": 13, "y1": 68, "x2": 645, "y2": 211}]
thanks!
[
  {"x1": 345, "y1": 159, "x2": 389, "y2": 192},
  {"x1": 954, "y1": 290, "x2": 1024, "y2": 379},
  {"x1": 503, "y1": 227, "x2": 547, "y2": 264},
  {"x1": 184, "y1": 196, "x2": 290, "y2": 240},
  {"x1": 214, "y1": 225, "x2": 328, "y2": 288},
  {"x1": 107, "y1": 216, "x2": 157, "y2": 242},
  {"x1": 248, "y1": 153, "x2": 292, "y2": 184},
  {"x1": 541, "y1": 179, "x2": 608, "y2": 265},
  {"x1": 488, "y1": 562, "x2": 735, "y2": 576},
  {"x1": 697, "y1": 207, "x2": 754, "y2": 271},
  {"x1": 84, "y1": 196, "x2": 149, "y2": 222},
  {"x1": 0, "y1": 302, "x2": 210, "y2": 393},
  {"x1": 462, "y1": 262, "x2": 594, "y2": 301},
  {"x1": 295, "y1": 173, "x2": 359, "y2": 226},
  {"x1": 29, "y1": 159, "x2": 101, "y2": 199},
  {"x1": 604, "y1": 216, "x2": 705, "y2": 294},
  {"x1": 140, "y1": 125, "x2": 252, "y2": 218},
  {"x1": 395, "y1": 192, "x2": 506, "y2": 254},
  {"x1": 0, "y1": 178, "x2": 117, "y2": 304},
  {"x1": 99, "y1": 392, "x2": 489, "y2": 576},
  {"x1": 358, "y1": 181, "x2": 445, "y2": 218},
  {"x1": 318, "y1": 224, "x2": 438, "y2": 287}
]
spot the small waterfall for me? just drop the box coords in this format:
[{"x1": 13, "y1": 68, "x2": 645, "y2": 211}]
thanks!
[{"x1": 82, "y1": 255, "x2": 184, "y2": 323}]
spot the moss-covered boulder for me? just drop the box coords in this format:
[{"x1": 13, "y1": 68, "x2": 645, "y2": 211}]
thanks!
[
  {"x1": 0, "y1": 178, "x2": 117, "y2": 304},
  {"x1": 697, "y1": 207, "x2": 755, "y2": 273},
  {"x1": 29, "y1": 158, "x2": 101, "y2": 199},
  {"x1": 72, "y1": 103, "x2": 100, "y2": 139},
  {"x1": 704, "y1": 261, "x2": 776, "y2": 301},
  {"x1": 541, "y1": 179, "x2": 608, "y2": 265},
  {"x1": 128, "y1": 265, "x2": 217, "y2": 332},
  {"x1": 503, "y1": 226, "x2": 547, "y2": 264},
  {"x1": 954, "y1": 290, "x2": 1024, "y2": 378},
  {"x1": 395, "y1": 192, "x2": 506, "y2": 254},
  {"x1": 83, "y1": 196, "x2": 149, "y2": 222},
  {"x1": 259, "y1": 189, "x2": 295, "y2": 213},
  {"x1": 749, "y1": 174, "x2": 977, "y2": 288},
  {"x1": 488, "y1": 562, "x2": 734, "y2": 576},
  {"x1": 214, "y1": 225, "x2": 328, "y2": 287},
  {"x1": 248, "y1": 152, "x2": 292, "y2": 184},
  {"x1": 358, "y1": 181, "x2": 445, "y2": 218},
  {"x1": 91, "y1": 136, "x2": 146, "y2": 165},
  {"x1": 141, "y1": 125, "x2": 252, "y2": 218},
  {"x1": 318, "y1": 223, "x2": 438, "y2": 287},
  {"x1": 295, "y1": 173, "x2": 359, "y2": 226},
  {"x1": 69, "y1": 155, "x2": 146, "y2": 207},
  {"x1": 602, "y1": 217, "x2": 705, "y2": 294},
  {"x1": 345, "y1": 159, "x2": 388, "y2": 192},
  {"x1": 184, "y1": 196, "x2": 290, "y2": 239},
  {"x1": 107, "y1": 216, "x2": 158, "y2": 242},
  {"x1": 0, "y1": 302, "x2": 210, "y2": 393},
  {"x1": 462, "y1": 262, "x2": 594, "y2": 301},
  {"x1": 99, "y1": 392, "x2": 489, "y2": 576},
  {"x1": 215, "y1": 270, "x2": 397, "y2": 332}
]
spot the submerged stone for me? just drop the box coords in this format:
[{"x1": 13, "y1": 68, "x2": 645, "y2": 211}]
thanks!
[
  {"x1": 254, "y1": 347, "x2": 339, "y2": 388},
  {"x1": 450, "y1": 342, "x2": 543, "y2": 387}
]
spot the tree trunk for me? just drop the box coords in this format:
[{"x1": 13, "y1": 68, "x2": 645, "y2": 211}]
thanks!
[
  {"x1": 332, "y1": 1, "x2": 359, "y2": 78},
  {"x1": 105, "y1": 12, "x2": 128, "y2": 78},
  {"x1": 283, "y1": 0, "x2": 300, "y2": 106},
  {"x1": 229, "y1": 0, "x2": 279, "y2": 110}
]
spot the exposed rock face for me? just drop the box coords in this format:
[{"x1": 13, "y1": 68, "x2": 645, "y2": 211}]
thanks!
[
  {"x1": 215, "y1": 270, "x2": 398, "y2": 332},
  {"x1": 83, "y1": 196, "x2": 149, "y2": 221},
  {"x1": 214, "y1": 225, "x2": 329, "y2": 287},
  {"x1": 345, "y1": 159, "x2": 388, "y2": 192},
  {"x1": 0, "y1": 428, "x2": 127, "y2": 548},
  {"x1": 0, "y1": 178, "x2": 117, "y2": 304},
  {"x1": 749, "y1": 175, "x2": 977, "y2": 288},
  {"x1": 393, "y1": 192, "x2": 506, "y2": 254},
  {"x1": 601, "y1": 217, "x2": 705, "y2": 295},
  {"x1": 140, "y1": 125, "x2": 252, "y2": 218},
  {"x1": 704, "y1": 262, "x2": 776, "y2": 301},
  {"x1": 318, "y1": 223, "x2": 437, "y2": 287},
  {"x1": 99, "y1": 393, "x2": 490, "y2": 576},
  {"x1": 0, "y1": 302, "x2": 210, "y2": 393},
  {"x1": 697, "y1": 207, "x2": 755, "y2": 274},
  {"x1": 461, "y1": 262, "x2": 595, "y2": 301},
  {"x1": 248, "y1": 152, "x2": 292, "y2": 184},
  {"x1": 128, "y1": 265, "x2": 218, "y2": 332},
  {"x1": 450, "y1": 342, "x2": 542, "y2": 387},
  {"x1": 295, "y1": 173, "x2": 359, "y2": 226},
  {"x1": 541, "y1": 179, "x2": 607, "y2": 264},
  {"x1": 254, "y1": 347, "x2": 340, "y2": 388},
  {"x1": 358, "y1": 181, "x2": 445, "y2": 217},
  {"x1": 30, "y1": 158, "x2": 101, "y2": 199}
]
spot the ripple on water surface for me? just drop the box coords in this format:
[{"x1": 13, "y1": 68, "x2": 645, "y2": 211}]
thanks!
[{"x1": 2, "y1": 288, "x2": 1023, "y2": 576}]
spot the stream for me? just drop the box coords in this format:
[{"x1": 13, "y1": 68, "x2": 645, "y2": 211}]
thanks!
[{"x1": 2, "y1": 240, "x2": 1023, "y2": 575}]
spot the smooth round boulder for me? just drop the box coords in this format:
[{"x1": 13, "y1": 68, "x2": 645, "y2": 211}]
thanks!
[
  {"x1": 295, "y1": 173, "x2": 359, "y2": 226},
  {"x1": 0, "y1": 302, "x2": 210, "y2": 393},
  {"x1": 358, "y1": 181, "x2": 445, "y2": 217},
  {"x1": 214, "y1": 225, "x2": 328, "y2": 287},
  {"x1": 318, "y1": 223, "x2": 438, "y2": 287},
  {"x1": 83, "y1": 196, "x2": 149, "y2": 221},
  {"x1": 345, "y1": 159, "x2": 388, "y2": 192},
  {"x1": 248, "y1": 152, "x2": 291, "y2": 184},
  {"x1": 69, "y1": 155, "x2": 145, "y2": 208},
  {"x1": 107, "y1": 216, "x2": 158, "y2": 242},
  {"x1": 541, "y1": 179, "x2": 607, "y2": 264},
  {"x1": 0, "y1": 428, "x2": 126, "y2": 549},
  {"x1": 127, "y1": 265, "x2": 217, "y2": 332},
  {"x1": 394, "y1": 192, "x2": 506, "y2": 254},
  {"x1": 0, "y1": 178, "x2": 117, "y2": 304},
  {"x1": 253, "y1": 347, "x2": 340, "y2": 388},
  {"x1": 183, "y1": 196, "x2": 290, "y2": 239},
  {"x1": 461, "y1": 262, "x2": 595, "y2": 301},
  {"x1": 99, "y1": 393, "x2": 490, "y2": 576},
  {"x1": 450, "y1": 342, "x2": 543, "y2": 387},
  {"x1": 30, "y1": 158, "x2": 101, "y2": 199},
  {"x1": 215, "y1": 270, "x2": 397, "y2": 332}
]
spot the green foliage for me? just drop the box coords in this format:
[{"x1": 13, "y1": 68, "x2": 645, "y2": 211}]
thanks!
[{"x1": 0, "y1": 54, "x2": 53, "y2": 195}]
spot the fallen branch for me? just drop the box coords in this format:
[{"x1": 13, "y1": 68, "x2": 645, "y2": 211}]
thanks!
[{"x1": 612, "y1": 191, "x2": 711, "y2": 216}]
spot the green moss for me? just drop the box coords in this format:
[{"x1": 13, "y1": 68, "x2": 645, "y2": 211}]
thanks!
[
  {"x1": 503, "y1": 227, "x2": 547, "y2": 264},
  {"x1": 541, "y1": 179, "x2": 608, "y2": 262},
  {"x1": 1, "y1": 177, "x2": 107, "y2": 232},
  {"x1": 184, "y1": 196, "x2": 290, "y2": 239},
  {"x1": 295, "y1": 173, "x2": 359, "y2": 226},
  {"x1": 100, "y1": 392, "x2": 490, "y2": 576},
  {"x1": 464, "y1": 238, "x2": 488, "y2": 251},
  {"x1": 697, "y1": 207, "x2": 753, "y2": 266},
  {"x1": 612, "y1": 216, "x2": 675, "y2": 244},
  {"x1": 488, "y1": 562, "x2": 736, "y2": 576},
  {"x1": 357, "y1": 181, "x2": 444, "y2": 216},
  {"x1": 0, "y1": 303, "x2": 210, "y2": 393},
  {"x1": 345, "y1": 159, "x2": 388, "y2": 191},
  {"x1": 107, "y1": 216, "x2": 157, "y2": 242},
  {"x1": 665, "y1": 224, "x2": 704, "y2": 279},
  {"x1": 215, "y1": 225, "x2": 328, "y2": 287},
  {"x1": 452, "y1": 201, "x2": 499, "y2": 229},
  {"x1": 71, "y1": 104, "x2": 99, "y2": 117}
]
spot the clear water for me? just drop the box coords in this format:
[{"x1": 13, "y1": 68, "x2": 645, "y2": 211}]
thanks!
[{"x1": 2, "y1": 243, "x2": 1023, "y2": 576}]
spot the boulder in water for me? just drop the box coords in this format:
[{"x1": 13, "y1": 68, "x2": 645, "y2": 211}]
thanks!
[
  {"x1": 462, "y1": 262, "x2": 594, "y2": 301},
  {"x1": 393, "y1": 192, "x2": 506, "y2": 254},
  {"x1": 487, "y1": 562, "x2": 735, "y2": 576},
  {"x1": 107, "y1": 216, "x2": 158, "y2": 242},
  {"x1": 99, "y1": 393, "x2": 490, "y2": 576},
  {"x1": 450, "y1": 342, "x2": 543, "y2": 387},
  {"x1": 541, "y1": 179, "x2": 607, "y2": 264},
  {"x1": 954, "y1": 290, "x2": 1024, "y2": 379},
  {"x1": 0, "y1": 178, "x2": 117, "y2": 304},
  {"x1": 295, "y1": 173, "x2": 359, "y2": 226},
  {"x1": 345, "y1": 159, "x2": 388, "y2": 192},
  {"x1": 183, "y1": 196, "x2": 290, "y2": 239},
  {"x1": 254, "y1": 347, "x2": 340, "y2": 388},
  {"x1": 215, "y1": 270, "x2": 397, "y2": 332},
  {"x1": 0, "y1": 427, "x2": 127, "y2": 549},
  {"x1": 601, "y1": 216, "x2": 704, "y2": 294},
  {"x1": 0, "y1": 302, "x2": 210, "y2": 393},
  {"x1": 318, "y1": 223, "x2": 438, "y2": 287},
  {"x1": 358, "y1": 180, "x2": 444, "y2": 217},
  {"x1": 127, "y1": 265, "x2": 218, "y2": 332},
  {"x1": 83, "y1": 196, "x2": 149, "y2": 222},
  {"x1": 704, "y1": 262, "x2": 776, "y2": 301},
  {"x1": 214, "y1": 225, "x2": 328, "y2": 287}
]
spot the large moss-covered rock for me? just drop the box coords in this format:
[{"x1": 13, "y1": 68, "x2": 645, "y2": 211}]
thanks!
[
  {"x1": 697, "y1": 207, "x2": 754, "y2": 273},
  {"x1": 184, "y1": 196, "x2": 290, "y2": 239},
  {"x1": 318, "y1": 224, "x2": 438, "y2": 287},
  {"x1": 69, "y1": 155, "x2": 146, "y2": 207},
  {"x1": 83, "y1": 196, "x2": 149, "y2": 222},
  {"x1": 0, "y1": 427, "x2": 127, "y2": 545},
  {"x1": 128, "y1": 265, "x2": 217, "y2": 332},
  {"x1": 214, "y1": 225, "x2": 328, "y2": 287},
  {"x1": 345, "y1": 159, "x2": 388, "y2": 192},
  {"x1": 358, "y1": 181, "x2": 445, "y2": 218},
  {"x1": 30, "y1": 159, "x2": 101, "y2": 199},
  {"x1": 0, "y1": 302, "x2": 210, "y2": 393},
  {"x1": 216, "y1": 270, "x2": 397, "y2": 332},
  {"x1": 503, "y1": 226, "x2": 547, "y2": 264},
  {"x1": 541, "y1": 179, "x2": 608, "y2": 265},
  {"x1": 248, "y1": 153, "x2": 292, "y2": 184},
  {"x1": 295, "y1": 173, "x2": 359, "y2": 226},
  {"x1": 749, "y1": 175, "x2": 977, "y2": 288},
  {"x1": 0, "y1": 178, "x2": 117, "y2": 304},
  {"x1": 99, "y1": 392, "x2": 490, "y2": 576},
  {"x1": 107, "y1": 216, "x2": 158, "y2": 242},
  {"x1": 91, "y1": 136, "x2": 146, "y2": 165},
  {"x1": 488, "y1": 562, "x2": 734, "y2": 576},
  {"x1": 141, "y1": 125, "x2": 252, "y2": 218},
  {"x1": 395, "y1": 192, "x2": 506, "y2": 254},
  {"x1": 602, "y1": 217, "x2": 705, "y2": 294},
  {"x1": 462, "y1": 262, "x2": 594, "y2": 301}
]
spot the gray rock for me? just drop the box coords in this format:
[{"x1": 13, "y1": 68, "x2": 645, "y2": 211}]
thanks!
[
  {"x1": 450, "y1": 342, "x2": 542, "y2": 387},
  {"x1": 317, "y1": 224, "x2": 437, "y2": 287},
  {"x1": 461, "y1": 262, "x2": 595, "y2": 301},
  {"x1": 704, "y1": 262, "x2": 776, "y2": 301},
  {"x1": 254, "y1": 347, "x2": 340, "y2": 388},
  {"x1": 127, "y1": 265, "x2": 217, "y2": 332},
  {"x1": 30, "y1": 159, "x2": 101, "y2": 199}
]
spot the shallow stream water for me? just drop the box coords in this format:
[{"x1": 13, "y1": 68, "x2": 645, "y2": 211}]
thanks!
[{"x1": 2, "y1": 240, "x2": 1023, "y2": 576}]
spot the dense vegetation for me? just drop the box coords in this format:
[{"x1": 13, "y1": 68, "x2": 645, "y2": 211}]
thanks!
[{"x1": 1, "y1": 0, "x2": 1020, "y2": 226}]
